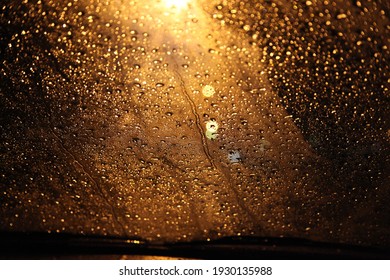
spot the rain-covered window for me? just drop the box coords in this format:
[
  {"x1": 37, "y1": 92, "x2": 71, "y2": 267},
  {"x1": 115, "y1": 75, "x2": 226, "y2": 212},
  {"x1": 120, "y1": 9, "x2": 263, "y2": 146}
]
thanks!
[{"x1": 1, "y1": 0, "x2": 389, "y2": 250}]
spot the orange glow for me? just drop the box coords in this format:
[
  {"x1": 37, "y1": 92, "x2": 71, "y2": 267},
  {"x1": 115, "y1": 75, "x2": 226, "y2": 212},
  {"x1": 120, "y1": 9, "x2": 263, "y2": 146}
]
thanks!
[{"x1": 163, "y1": 0, "x2": 191, "y2": 10}]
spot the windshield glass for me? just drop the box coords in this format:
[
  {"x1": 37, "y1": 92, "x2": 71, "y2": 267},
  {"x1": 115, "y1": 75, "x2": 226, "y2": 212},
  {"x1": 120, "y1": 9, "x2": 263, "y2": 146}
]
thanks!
[{"x1": 1, "y1": 0, "x2": 389, "y2": 249}]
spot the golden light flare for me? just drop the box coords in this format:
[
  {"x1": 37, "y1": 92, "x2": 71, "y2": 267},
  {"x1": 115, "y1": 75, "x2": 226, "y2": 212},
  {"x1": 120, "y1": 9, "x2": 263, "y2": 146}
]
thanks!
[{"x1": 162, "y1": 0, "x2": 191, "y2": 10}]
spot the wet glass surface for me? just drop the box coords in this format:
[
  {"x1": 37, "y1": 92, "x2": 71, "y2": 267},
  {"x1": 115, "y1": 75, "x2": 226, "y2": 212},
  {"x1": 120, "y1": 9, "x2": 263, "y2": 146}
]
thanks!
[{"x1": 1, "y1": 0, "x2": 389, "y2": 248}]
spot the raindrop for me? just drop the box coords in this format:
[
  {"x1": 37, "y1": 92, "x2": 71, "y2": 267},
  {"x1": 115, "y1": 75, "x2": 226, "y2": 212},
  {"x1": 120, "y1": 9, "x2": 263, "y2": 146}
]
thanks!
[{"x1": 228, "y1": 150, "x2": 242, "y2": 163}]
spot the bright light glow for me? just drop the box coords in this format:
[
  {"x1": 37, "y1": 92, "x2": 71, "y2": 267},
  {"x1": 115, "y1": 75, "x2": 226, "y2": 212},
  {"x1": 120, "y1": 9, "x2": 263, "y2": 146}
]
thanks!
[
  {"x1": 205, "y1": 120, "x2": 219, "y2": 133},
  {"x1": 202, "y1": 85, "x2": 215, "y2": 97},
  {"x1": 163, "y1": 0, "x2": 190, "y2": 10},
  {"x1": 205, "y1": 120, "x2": 219, "y2": 140}
]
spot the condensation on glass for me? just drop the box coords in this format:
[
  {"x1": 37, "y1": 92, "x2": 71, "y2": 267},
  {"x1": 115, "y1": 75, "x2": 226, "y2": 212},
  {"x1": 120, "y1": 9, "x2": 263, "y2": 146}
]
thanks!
[{"x1": 0, "y1": 0, "x2": 389, "y2": 248}]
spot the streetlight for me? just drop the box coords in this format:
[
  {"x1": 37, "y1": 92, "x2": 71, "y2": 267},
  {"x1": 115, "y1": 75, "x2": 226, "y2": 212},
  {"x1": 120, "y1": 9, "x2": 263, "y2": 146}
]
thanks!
[{"x1": 162, "y1": 0, "x2": 191, "y2": 10}]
